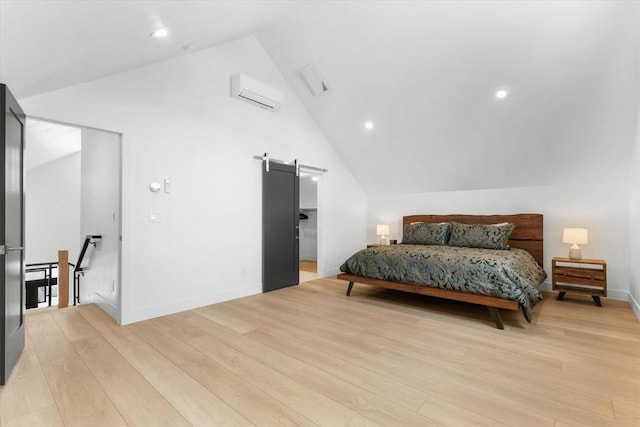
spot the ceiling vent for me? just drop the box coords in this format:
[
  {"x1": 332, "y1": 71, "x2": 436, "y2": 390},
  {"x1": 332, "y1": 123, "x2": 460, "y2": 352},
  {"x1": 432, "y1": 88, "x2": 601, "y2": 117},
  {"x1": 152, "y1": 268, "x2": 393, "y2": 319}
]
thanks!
[
  {"x1": 297, "y1": 63, "x2": 331, "y2": 96},
  {"x1": 230, "y1": 73, "x2": 283, "y2": 112}
]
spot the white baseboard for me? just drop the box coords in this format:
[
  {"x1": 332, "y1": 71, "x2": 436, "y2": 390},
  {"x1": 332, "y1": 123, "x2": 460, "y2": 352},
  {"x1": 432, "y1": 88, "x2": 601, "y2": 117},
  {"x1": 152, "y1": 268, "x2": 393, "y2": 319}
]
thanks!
[
  {"x1": 320, "y1": 266, "x2": 341, "y2": 278},
  {"x1": 606, "y1": 289, "x2": 632, "y2": 301},
  {"x1": 121, "y1": 283, "x2": 260, "y2": 325},
  {"x1": 629, "y1": 292, "x2": 640, "y2": 321},
  {"x1": 539, "y1": 280, "x2": 628, "y2": 301},
  {"x1": 116, "y1": 279, "x2": 640, "y2": 326},
  {"x1": 93, "y1": 292, "x2": 120, "y2": 324}
]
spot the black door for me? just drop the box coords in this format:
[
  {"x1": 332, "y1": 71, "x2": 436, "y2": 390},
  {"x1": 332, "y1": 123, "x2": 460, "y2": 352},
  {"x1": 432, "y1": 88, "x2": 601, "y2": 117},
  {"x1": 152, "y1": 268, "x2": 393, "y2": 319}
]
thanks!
[
  {"x1": 1, "y1": 84, "x2": 26, "y2": 385},
  {"x1": 262, "y1": 160, "x2": 299, "y2": 292}
]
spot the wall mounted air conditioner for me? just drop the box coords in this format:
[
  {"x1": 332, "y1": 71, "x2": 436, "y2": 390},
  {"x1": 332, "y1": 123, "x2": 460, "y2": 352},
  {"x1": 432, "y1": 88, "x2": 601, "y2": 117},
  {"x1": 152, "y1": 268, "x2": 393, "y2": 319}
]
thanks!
[{"x1": 230, "y1": 73, "x2": 283, "y2": 112}]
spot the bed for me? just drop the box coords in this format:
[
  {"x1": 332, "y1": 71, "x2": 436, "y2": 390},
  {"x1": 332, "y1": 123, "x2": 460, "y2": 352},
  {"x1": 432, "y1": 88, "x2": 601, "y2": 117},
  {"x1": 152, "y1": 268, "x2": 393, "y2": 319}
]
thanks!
[{"x1": 337, "y1": 214, "x2": 546, "y2": 329}]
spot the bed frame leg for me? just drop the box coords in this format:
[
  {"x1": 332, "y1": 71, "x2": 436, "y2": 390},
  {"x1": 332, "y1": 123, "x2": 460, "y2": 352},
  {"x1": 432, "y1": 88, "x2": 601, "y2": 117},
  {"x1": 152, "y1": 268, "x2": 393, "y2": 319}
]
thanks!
[
  {"x1": 346, "y1": 282, "x2": 354, "y2": 296},
  {"x1": 487, "y1": 307, "x2": 504, "y2": 329}
]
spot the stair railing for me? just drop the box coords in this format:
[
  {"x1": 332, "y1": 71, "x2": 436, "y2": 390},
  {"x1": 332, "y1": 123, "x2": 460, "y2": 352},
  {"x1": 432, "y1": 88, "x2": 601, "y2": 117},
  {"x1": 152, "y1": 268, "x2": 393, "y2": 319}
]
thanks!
[
  {"x1": 25, "y1": 261, "x2": 58, "y2": 308},
  {"x1": 73, "y1": 235, "x2": 102, "y2": 305}
]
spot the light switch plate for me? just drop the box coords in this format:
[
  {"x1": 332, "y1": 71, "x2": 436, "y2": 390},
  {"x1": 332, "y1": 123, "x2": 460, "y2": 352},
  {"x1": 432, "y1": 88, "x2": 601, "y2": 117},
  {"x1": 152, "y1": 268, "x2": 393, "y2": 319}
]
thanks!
[
  {"x1": 149, "y1": 211, "x2": 161, "y2": 222},
  {"x1": 164, "y1": 179, "x2": 172, "y2": 193}
]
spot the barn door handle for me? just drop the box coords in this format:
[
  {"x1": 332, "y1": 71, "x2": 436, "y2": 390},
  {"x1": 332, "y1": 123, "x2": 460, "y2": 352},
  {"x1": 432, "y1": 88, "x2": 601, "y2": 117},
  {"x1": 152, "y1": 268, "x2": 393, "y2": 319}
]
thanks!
[{"x1": 6, "y1": 245, "x2": 23, "y2": 251}]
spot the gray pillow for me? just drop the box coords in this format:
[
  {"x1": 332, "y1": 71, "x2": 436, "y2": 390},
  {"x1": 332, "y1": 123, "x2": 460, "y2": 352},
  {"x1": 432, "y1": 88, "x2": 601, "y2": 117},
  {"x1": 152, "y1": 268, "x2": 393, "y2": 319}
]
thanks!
[
  {"x1": 402, "y1": 222, "x2": 451, "y2": 245},
  {"x1": 448, "y1": 222, "x2": 515, "y2": 250}
]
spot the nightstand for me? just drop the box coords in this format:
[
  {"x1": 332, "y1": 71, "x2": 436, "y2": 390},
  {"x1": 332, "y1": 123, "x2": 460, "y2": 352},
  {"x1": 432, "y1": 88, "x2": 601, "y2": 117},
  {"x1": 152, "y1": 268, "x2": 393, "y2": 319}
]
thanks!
[{"x1": 552, "y1": 257, "x2": 607, "y2": 306}]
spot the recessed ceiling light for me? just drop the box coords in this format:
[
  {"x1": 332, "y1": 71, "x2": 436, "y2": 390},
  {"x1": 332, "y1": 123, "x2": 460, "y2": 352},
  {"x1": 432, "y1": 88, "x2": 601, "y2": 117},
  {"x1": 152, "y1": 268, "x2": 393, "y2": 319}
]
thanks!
[
  {"x1": 150, "y1": 28, "x2": 169, "y2": 38},
  {"x1": 495, "y1": 90, "x2": 508, "y2": 99},
  {"x1": 364, "y1": 121, "x2": 374, "y2": 130}
]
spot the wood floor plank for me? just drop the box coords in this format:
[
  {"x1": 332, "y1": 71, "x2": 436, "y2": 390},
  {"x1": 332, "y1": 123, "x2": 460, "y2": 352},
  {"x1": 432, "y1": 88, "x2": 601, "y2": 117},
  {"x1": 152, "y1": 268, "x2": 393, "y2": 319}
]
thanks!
[
  {"x1": 72, "y1": 335, "x2": 190, "y2": 426},
  {"x1": 1, "y1": 404, "x2": 64, "y2": 427},
  {"x1": 76, "y1": 303, "x2": 140, "y2": 349},
  {"x1": 66, "y1": 405, "x2": 128, "y2": 427},
  {"x1": 246, "y1": 328, "x2": 430, "y2": 412},
  {"x1": 0, "y1": 334, "x2": 55, "y2": 423},
  {"x1": 460, "y1": 348, "x2": 615, "y2": 418},
  {"x1": 187, "y1": 334, "x2": 358, "y2": 426},
  {"x1": 52, "y1": 308, "x2": 100, "y2": 342},
  {"x1": 193, "y1": 305, "x2": 258, "y2": 334},
  {"x1": 178, "y1": 311, "x2": 308, "y2": 376},
  {"x1": 25, "y1": 312, "x2": 124, "y2": 425},
  {"x1": 613, "y1": 400, "x2": 640, "y2": 423},
  {"x1": 419, "y1": 396, "x2": 509, "y2": 427},
  {"x1": 4, "y1": 277, "x2": 639, "y2": 426},
  {"x1": 129, "y1": 314, "x2": 317, "y2": 426},
  {"x1": 300, "y1": 260, "x2": 318, "y2": 273},
  {"x1": 116, "y1": 338, "x2": 253, "y2": 426},
  {"x1": 180, "y1": 356, "x2": 318, "y2": 427},
  {"x1": 291, "y1": 365, "x2": 443, "y2": 427},
  {"x1": 127, "y1": 316, "x2": 206, "y2": 366},
  {"x1": 346, "y1": 415, "x2": 385, "y2": 427}
]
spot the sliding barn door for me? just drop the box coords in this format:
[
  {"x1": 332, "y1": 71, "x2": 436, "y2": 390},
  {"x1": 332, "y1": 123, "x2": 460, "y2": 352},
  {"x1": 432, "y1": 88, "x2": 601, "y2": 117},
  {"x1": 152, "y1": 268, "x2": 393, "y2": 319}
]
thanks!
[{"x1": 262, "y1": 161, "x2": 299, "y2": 292}]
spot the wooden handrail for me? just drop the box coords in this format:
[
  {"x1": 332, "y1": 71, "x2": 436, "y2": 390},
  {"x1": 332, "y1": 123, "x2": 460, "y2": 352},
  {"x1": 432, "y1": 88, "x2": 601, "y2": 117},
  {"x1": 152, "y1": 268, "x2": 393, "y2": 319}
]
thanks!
[{"x1": 58, "y1": 250, "x2": 69, "y2": 309}]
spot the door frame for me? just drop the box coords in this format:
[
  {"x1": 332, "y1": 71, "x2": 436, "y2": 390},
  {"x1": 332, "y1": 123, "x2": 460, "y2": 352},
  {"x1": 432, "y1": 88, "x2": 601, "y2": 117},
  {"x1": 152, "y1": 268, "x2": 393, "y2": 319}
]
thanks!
[
  {"x1": 25, "y1": 116, "x2": 123, "y2": 322},
  {"x1": 303, "y1": 169, "x2": 325, "y2": 279}
]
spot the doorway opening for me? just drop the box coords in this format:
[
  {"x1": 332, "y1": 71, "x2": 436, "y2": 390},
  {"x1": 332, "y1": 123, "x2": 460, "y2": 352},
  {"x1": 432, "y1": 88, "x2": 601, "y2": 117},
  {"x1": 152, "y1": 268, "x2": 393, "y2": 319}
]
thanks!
[
  {"x1": 24, "y1": 117, "x2": 122, "y2": 322},
  {"x1": 299, "y1": 173, "x2": 318, "y2": 283}
]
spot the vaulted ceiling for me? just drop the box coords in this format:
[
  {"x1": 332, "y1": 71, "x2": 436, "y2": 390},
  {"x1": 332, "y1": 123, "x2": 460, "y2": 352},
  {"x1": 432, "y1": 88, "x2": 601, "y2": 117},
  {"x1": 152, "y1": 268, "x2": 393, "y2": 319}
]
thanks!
[
  {"x1": 257, "y1": 1, "x2": 640, "y2": 194},
  {"x1": 0, "y1": 0, "x2": 301, "y2": 98},
  {"x1": 2, "y1": 1, "x2": 638, "y2": 195},
  {"x1": 25, "y1": 119, "x2": 81, "y2": 171}
]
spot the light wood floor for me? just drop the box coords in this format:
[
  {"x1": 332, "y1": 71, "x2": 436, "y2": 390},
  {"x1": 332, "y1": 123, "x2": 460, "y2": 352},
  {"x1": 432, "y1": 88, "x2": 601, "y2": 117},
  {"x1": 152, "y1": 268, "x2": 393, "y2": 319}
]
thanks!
[
  {"x1": 1, "y1": 277, "x2": 639, "y2": 426},
  {"x1": 299, "y1": 260, "x2": 317, "y2": 273},
  {"x1": 299, "y1": 260, "x2": 318, "y2": 284}
]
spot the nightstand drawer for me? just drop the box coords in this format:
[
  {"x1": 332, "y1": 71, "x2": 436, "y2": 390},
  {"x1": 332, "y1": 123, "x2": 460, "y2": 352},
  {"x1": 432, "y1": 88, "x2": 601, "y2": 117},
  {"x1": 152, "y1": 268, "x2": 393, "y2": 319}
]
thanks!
[{"x1": 552, "y1": 267, "x2": 606, "y2": 286}]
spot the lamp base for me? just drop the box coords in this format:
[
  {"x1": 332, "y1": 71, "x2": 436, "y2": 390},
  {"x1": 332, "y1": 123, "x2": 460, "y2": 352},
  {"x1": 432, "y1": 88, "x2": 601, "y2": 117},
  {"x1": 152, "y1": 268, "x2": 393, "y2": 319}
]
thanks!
[
  {"x1": 379, "y1": 236, "x2": 386, "y2": 245},
  {"x1": 569, "y1": 245, "x2": 582, "y2": 260}
]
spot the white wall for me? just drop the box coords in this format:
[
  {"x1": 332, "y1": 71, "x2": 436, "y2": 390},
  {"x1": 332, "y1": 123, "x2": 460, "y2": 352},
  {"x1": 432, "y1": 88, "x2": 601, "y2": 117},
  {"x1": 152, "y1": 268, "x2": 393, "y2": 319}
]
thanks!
[
  {"x1": 80, "y1": 128, "x2": 121, "y2": 321},
  {"x1": 300, "y1": 175, "x2": 318, "y2": 209},
  {"x1": 299, "y1": 175, "x2": 318, "y2": 261},
  {"x1": 299, "y1": 210, "x2": 318, "y2": 262},
  {"x1": 20, "y1": 36, "x2": 367, "y2": 324},
  {"x1": 629, "y1": 3, "x2": 640, "y2": 317},
  {"x1": 25, "y1": 152, "x2": 81, "y2": 266},
  {"x1": 630, "y1": 114, "x2": 640, "y2": 317}
]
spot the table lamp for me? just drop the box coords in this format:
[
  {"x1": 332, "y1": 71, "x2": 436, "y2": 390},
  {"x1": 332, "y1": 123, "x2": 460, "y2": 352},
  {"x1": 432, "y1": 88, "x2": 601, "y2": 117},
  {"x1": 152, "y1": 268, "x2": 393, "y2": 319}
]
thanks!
[
  {"x1": 562, "y1": 228, "x2": 588, "y2": 260},
  {"x1": 376, "y1": 224, "x2": 390, "y2": 245}
]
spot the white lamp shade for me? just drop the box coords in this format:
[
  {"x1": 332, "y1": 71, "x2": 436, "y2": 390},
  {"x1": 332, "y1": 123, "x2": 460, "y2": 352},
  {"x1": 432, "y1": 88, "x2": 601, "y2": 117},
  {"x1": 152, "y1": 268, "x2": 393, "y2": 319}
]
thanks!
[
  {"x1": 562, "y1": 228, "x2": 588, "y2": 245},
  {"x1": 376, "y1": 224, "x2": 390, "y2": 236}
]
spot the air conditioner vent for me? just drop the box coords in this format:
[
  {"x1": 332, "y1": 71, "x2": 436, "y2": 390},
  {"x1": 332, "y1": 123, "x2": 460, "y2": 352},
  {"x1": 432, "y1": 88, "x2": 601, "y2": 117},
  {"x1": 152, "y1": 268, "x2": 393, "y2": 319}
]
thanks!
[
  {"x1": 297, "y1": 63, "x2": 331, "y2": 96},
  {"x1": 231, "y1": 74, "x2": 283, "y2": 112}
]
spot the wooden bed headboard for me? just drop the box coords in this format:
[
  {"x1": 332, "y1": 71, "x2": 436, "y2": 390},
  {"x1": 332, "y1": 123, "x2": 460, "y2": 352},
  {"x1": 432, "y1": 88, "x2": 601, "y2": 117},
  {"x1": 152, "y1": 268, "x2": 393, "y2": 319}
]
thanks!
[{"x1": 402, "y1": 214, "x2": 544, "y2": 267}]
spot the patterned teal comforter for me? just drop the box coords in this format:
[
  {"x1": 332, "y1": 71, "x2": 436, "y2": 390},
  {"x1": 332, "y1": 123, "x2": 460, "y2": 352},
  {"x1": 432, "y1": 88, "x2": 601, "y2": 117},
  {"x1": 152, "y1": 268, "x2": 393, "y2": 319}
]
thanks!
[{"x1": 340, "y1": 244, "x2": 546, "y2": 322}]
